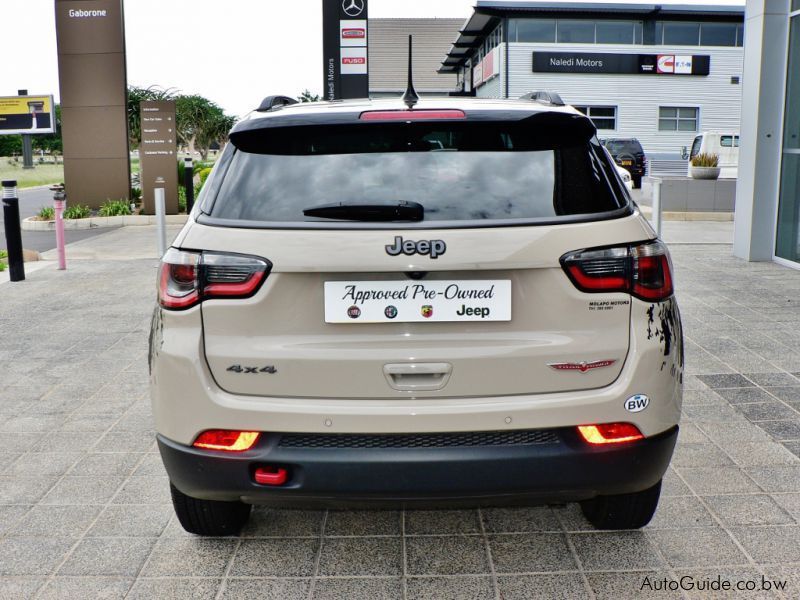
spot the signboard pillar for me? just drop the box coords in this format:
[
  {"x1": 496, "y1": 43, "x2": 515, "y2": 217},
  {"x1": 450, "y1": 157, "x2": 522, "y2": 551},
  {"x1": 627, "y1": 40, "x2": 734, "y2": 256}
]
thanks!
[
  {"x1": 139, "y1": 101, "x2": 178, "y2": 215},
  {"x1": 18, "y1": 90, "x2": 33, "y2": 169},
  {"x1": 322, "y1": 0, "x2": 369, "y2": 100},
  {"x1": 55, "y1": 0, "x2": 130, "y2": 208}
]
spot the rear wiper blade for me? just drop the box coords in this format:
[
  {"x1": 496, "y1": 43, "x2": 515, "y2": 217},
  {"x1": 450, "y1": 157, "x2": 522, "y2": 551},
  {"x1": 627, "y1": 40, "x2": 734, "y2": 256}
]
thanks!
[{"x1": 302, "y1": 201, "x2": 424, "y2": 222}]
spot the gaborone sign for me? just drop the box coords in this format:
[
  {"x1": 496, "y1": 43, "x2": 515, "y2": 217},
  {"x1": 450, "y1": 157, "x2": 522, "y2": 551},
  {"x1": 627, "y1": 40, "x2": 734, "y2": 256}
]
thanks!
[{"x1": 0, "y1": 95, "x2": 56, "y2": 135}]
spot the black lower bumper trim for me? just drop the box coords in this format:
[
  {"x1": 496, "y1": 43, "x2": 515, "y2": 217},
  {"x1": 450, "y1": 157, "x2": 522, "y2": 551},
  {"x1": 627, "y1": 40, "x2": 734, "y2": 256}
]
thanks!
[{"x1": 158, "y1": 426, "x2": 678, "y2": 507}]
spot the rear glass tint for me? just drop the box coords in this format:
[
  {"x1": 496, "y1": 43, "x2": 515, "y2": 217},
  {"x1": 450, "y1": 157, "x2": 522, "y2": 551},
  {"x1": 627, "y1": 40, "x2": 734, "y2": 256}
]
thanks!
[
  {"x1": 604, "y1": 139, "x2": 644, "y2": 156},
  {"x1": 211, "y1": 122, "x2": 626, "y2": 225}
]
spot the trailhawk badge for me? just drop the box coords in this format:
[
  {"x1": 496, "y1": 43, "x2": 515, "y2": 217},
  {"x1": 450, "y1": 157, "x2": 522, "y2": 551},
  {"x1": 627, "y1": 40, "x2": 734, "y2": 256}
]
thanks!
[{"x1": 548, "y1": 359, "x2": 617, "y2": 373}]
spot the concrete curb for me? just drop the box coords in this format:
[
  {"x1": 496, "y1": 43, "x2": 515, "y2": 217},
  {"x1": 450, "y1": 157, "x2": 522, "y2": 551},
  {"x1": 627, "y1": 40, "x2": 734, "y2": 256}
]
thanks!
[
  {"x1": 22, "y1": 214, "x2": 189, "y2": 231},
  {"x1": 638, "y1": 206, "x2": 734, "y2": 221}
]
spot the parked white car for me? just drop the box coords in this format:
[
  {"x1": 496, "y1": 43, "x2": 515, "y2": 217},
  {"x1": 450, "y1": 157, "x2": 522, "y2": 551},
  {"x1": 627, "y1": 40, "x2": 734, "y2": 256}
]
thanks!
[
  {"x1": 688, "y1": 132, "x2": 739, "y2": 179},
  {"x1": 615, "y1": 164, "x2": 634, "y2": 191}
]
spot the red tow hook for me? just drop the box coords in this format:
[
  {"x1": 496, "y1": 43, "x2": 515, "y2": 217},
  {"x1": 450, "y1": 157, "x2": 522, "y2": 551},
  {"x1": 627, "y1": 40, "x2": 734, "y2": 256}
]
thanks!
[{"x1": 254, "y1": 466, "x2": 288, "y2": 486}]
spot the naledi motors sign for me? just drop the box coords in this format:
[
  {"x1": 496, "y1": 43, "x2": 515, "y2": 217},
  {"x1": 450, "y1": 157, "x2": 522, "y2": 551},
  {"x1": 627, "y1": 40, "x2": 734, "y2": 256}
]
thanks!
[{"x1": 532, "y1": 52, "x2": 710, "y2": 76}]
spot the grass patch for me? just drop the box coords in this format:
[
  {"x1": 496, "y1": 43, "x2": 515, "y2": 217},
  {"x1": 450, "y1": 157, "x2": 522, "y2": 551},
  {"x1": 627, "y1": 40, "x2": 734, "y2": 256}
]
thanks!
[{"x1": 0, "y1": 159, "x2": 64, "y2": 189}]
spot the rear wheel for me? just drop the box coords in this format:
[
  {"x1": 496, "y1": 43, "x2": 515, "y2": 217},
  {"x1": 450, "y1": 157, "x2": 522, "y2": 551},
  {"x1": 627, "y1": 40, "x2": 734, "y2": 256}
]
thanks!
[
  {"x1": 170, "y1": 483, "x2": 251, "y2": 536},
  {"x1": 580, "y1": 479, "x2": 661, "y2": 530}
]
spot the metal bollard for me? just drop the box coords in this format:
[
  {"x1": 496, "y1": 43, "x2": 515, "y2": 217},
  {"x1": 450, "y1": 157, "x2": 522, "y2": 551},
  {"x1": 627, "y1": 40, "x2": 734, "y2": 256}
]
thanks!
[
  {"x1": 651, "y1": 177, "x2": 663, "y2": 237},
  {"x1": 50, "y1": 183, "x2": 67, "y2": 270},
  {"x1": 184, "y1": 157, "x2": 194, "y2": 214},
  {"x1": 155, "y1": 187, "x2": 167, "y2": 258},
  {"x1": 2, "y1": 180, "x2": 25, "y2": 281}
]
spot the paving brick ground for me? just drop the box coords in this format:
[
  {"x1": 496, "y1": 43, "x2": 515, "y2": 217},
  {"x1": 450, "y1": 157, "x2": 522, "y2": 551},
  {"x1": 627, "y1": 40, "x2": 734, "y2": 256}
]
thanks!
[{"x1": 1, "y1": 242, "x2": 800, "y2": 599}]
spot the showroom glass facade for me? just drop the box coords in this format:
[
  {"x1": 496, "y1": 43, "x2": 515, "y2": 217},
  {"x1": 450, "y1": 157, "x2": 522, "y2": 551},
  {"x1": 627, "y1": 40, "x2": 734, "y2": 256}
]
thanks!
[{"x1": 776, "y1": 8, "x2": 800, "y2": 262}]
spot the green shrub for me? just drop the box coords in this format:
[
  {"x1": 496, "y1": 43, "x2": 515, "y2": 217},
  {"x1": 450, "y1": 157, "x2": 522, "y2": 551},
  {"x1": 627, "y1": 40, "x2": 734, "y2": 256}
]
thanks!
[
  {"x1": 197, "y1": 167, "x2": 212, "y2": 186},
  {"x1": 0, "y1": 249, "x2": 7, "y2": 272},
  {"x1": 98, "y1": 199, "x2": 131, "y2": 217},
  {"x1": 691, "y1": 153, "x2": 719, "y2": 167},
  {"x1": 63, "y1": 204, "x2": 91, "y2": 219},
  {"x1": 38, "y1": 206, "x2": 55, "y2": 220},
  {"x1": 130, "y1": 187, "x2": 142, "y2": 202}
]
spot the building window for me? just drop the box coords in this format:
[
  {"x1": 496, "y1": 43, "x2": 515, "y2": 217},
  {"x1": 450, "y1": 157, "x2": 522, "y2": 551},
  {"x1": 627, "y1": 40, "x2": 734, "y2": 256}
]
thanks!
[
  {"x1": 700, "y1": 22, "x2": 738, "y2": 46},
  {"x1": 662, "y1": 22, "x2": 700, "y2": 45},
  {"x1": 654, "y1": 21, "x2": 743, "y2": 47},
  {"x1": 658, "y1": 107, "x2": 698, "y2": 132},
  {"x1": 596, "y1": 21, "x2": 636, "y2": 44},
  {"x1": 515, "y1": 19, "x2": 556, "y2": 43},
  {"x1": 557, "y1": 20, "x2": 595, "y2": 43},
  {"x1": 575, "y1": 106, "x2": 617, "y2": 130},
  {"x1": 511, "y1": 18, "x2": 643, "y2": 44},
  {"x1": 720, "y1": 135, "x2": 740, "y2": 148}
]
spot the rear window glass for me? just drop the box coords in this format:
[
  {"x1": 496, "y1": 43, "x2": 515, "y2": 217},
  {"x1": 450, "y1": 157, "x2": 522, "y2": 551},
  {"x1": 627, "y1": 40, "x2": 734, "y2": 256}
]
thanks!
[
  {"x1": 604, "y1": 139, "x2": 644, "y2": 156},
  {"x1": 210, "y1": 122, "x2": 626, "y2": 225}
]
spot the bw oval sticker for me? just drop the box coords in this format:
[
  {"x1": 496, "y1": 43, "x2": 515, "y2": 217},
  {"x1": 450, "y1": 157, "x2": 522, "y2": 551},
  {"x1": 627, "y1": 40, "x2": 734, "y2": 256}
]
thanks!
[{"x1": 624, "y1": 394, "x2": 650, "y2": 413}]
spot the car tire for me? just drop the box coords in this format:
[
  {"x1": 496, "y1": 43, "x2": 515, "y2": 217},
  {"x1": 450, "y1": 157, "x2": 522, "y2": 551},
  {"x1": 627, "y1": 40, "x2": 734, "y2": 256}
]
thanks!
[
  {"x1": 632, "y1": 175, "x2": 642, "y2": 189},
  {"x1": 579, "y1": 479, "x2": 661, "y2": 530},
  {"x1": 170, "y1": 483, "x2": 252, "y2": 536}
]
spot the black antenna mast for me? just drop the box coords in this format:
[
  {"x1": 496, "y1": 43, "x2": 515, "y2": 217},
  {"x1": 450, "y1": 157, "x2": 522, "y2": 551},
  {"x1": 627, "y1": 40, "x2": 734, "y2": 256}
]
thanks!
[{"x1": 402, "y1": 35, "x2": 419, "y2": 109}]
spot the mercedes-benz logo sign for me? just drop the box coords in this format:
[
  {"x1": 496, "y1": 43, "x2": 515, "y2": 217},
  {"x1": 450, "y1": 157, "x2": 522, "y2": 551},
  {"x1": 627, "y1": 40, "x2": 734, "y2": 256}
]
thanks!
[{"x1": 342, "y1": 0, "x2": 364, "y2": 17}]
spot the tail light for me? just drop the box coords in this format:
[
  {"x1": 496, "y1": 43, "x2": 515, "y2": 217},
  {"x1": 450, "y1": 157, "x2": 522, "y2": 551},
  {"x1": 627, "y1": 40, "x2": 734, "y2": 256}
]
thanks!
[
  {"x1": 158, "y1": 249, "x2": 271, "y2": 310},
  {"x1": 561, "y1": 240, "x2": 673, "y2": 301},
  {"x1": 193, "y1": 430, "x2": 260, "y2": 452},
  {"x1": 577, "y1": 423, "x2": 643, "y2": 445}
]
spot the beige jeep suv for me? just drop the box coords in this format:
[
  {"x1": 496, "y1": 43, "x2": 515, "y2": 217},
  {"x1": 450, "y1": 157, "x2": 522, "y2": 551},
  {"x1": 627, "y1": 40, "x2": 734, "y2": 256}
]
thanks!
[{"x1": 149, "y1": 95, "x2": 682, "y2": 535}]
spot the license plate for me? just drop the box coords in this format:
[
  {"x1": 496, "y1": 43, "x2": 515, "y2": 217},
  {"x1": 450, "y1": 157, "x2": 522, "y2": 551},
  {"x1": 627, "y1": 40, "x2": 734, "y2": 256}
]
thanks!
[
  {"x1": 324, "y1": 280, "x2": 511, "y2": 323},
  {"x1": 621, "y1": 160, "x2": 632, "y2": 166}
]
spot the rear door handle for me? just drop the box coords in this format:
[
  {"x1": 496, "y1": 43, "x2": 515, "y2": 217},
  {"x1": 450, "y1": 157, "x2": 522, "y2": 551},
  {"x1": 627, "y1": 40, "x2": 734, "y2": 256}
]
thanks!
[{"x1": 383, "y1": 362, "x2": 452, "y2": 391}]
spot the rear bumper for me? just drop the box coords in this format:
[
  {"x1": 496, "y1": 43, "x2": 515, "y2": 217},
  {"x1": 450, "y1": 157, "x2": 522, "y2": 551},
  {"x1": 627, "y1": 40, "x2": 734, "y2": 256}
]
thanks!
[{"x1": 158, "y1": 426, "x2": 678, "y2": 507}]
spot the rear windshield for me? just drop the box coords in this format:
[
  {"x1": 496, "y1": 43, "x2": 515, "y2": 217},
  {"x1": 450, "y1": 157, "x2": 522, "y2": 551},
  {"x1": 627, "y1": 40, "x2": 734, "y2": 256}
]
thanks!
[
  {"x1": 604, "y1": 139, "x2": 644, "y2": 156},
  {"x1": 209, "y1": 122, "x2": 627, "y2": 226}
]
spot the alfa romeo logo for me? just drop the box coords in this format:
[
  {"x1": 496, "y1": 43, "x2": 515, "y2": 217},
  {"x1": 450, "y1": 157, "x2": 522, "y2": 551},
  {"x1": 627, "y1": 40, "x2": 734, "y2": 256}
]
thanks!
[{"x1": 342, "y1": 0, "x2": 364, "y2": 17}]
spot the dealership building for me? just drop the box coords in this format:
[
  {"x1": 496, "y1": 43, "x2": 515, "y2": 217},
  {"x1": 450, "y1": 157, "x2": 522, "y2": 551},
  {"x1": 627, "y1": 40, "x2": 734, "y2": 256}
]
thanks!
[{"x1": 429, "y1": 1, "x2": 745, "y2": 166}]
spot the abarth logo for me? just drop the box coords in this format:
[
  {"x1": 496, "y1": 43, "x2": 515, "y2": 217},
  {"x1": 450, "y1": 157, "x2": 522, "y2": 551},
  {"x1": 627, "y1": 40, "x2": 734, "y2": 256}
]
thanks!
[
  {"x1": 385, "y1": 236, "x2": 446, "y2": 259},
  {"x1": 421, "y1": 305, "x2": 433, "y2": 318},
  {"x1": 342, "y1": 0, "x2": 364, "y2": 17},
  {"x1": 548, "y1": 359, "x2": 617, "y2": 373}
]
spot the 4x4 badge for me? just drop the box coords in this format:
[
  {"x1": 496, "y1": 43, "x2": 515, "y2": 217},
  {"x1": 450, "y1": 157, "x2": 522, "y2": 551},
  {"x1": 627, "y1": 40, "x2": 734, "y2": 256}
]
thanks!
[{"x1": 548, "y1": 359, "x2": 617, "y2": 373}]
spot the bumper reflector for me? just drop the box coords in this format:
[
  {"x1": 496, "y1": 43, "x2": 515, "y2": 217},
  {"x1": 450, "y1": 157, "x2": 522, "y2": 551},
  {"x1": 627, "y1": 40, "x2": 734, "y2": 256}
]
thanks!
[
  {"x1": 577, "y1": 423, "x2": 644, "y2": 445},
  {"x1": 254, "y1": 466, "x2": 289, "y2": 486},
  {"x1": 193, "y1": 430, "x2": 260, "y2": 452}
]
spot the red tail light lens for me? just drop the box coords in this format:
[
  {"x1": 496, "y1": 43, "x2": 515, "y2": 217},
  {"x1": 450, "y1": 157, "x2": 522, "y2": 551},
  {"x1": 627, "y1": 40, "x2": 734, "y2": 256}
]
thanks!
[
  {"x1": 577, "y1": 423, "x2": 644, "y2": 445},
  {"x1": 561, "y1": 241, "x2": 673, "y2": 301},
  {"x1": 158, "y1": 249, "x2": 271, "y2": 310},
  {"x1": 193, "y1": 430, "x2": 260, "y2": 452},
  {"x1": 359, "y1": 109, "x2": 466, "y2": 121}
]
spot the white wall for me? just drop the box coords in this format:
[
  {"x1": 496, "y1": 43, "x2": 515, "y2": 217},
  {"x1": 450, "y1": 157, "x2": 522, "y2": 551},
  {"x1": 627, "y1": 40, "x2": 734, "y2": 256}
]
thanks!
[{"x1": 477, "y1": 42, "x2": 744, "y2": 158}]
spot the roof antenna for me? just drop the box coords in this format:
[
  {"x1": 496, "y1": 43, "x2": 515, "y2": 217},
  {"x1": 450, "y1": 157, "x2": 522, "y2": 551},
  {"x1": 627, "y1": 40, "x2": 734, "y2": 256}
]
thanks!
[{"x1": 402, "y1": 35, "x2": 419, "y2": 109}]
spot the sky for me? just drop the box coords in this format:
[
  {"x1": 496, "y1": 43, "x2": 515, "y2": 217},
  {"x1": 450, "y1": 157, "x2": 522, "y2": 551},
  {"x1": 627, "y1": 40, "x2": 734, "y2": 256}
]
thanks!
[{"x1": 1, "y1": 0, "x2": 746, "y2": 118}]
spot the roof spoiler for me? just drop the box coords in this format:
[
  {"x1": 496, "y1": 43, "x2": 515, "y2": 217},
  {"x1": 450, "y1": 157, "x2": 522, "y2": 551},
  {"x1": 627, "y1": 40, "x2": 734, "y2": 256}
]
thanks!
[
  {"x1": 256, "y1": 95, "x2": 299, "y2": 112},
  {"x1": 520, "y1": 91, "x2": 565, "y2": 106}
]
